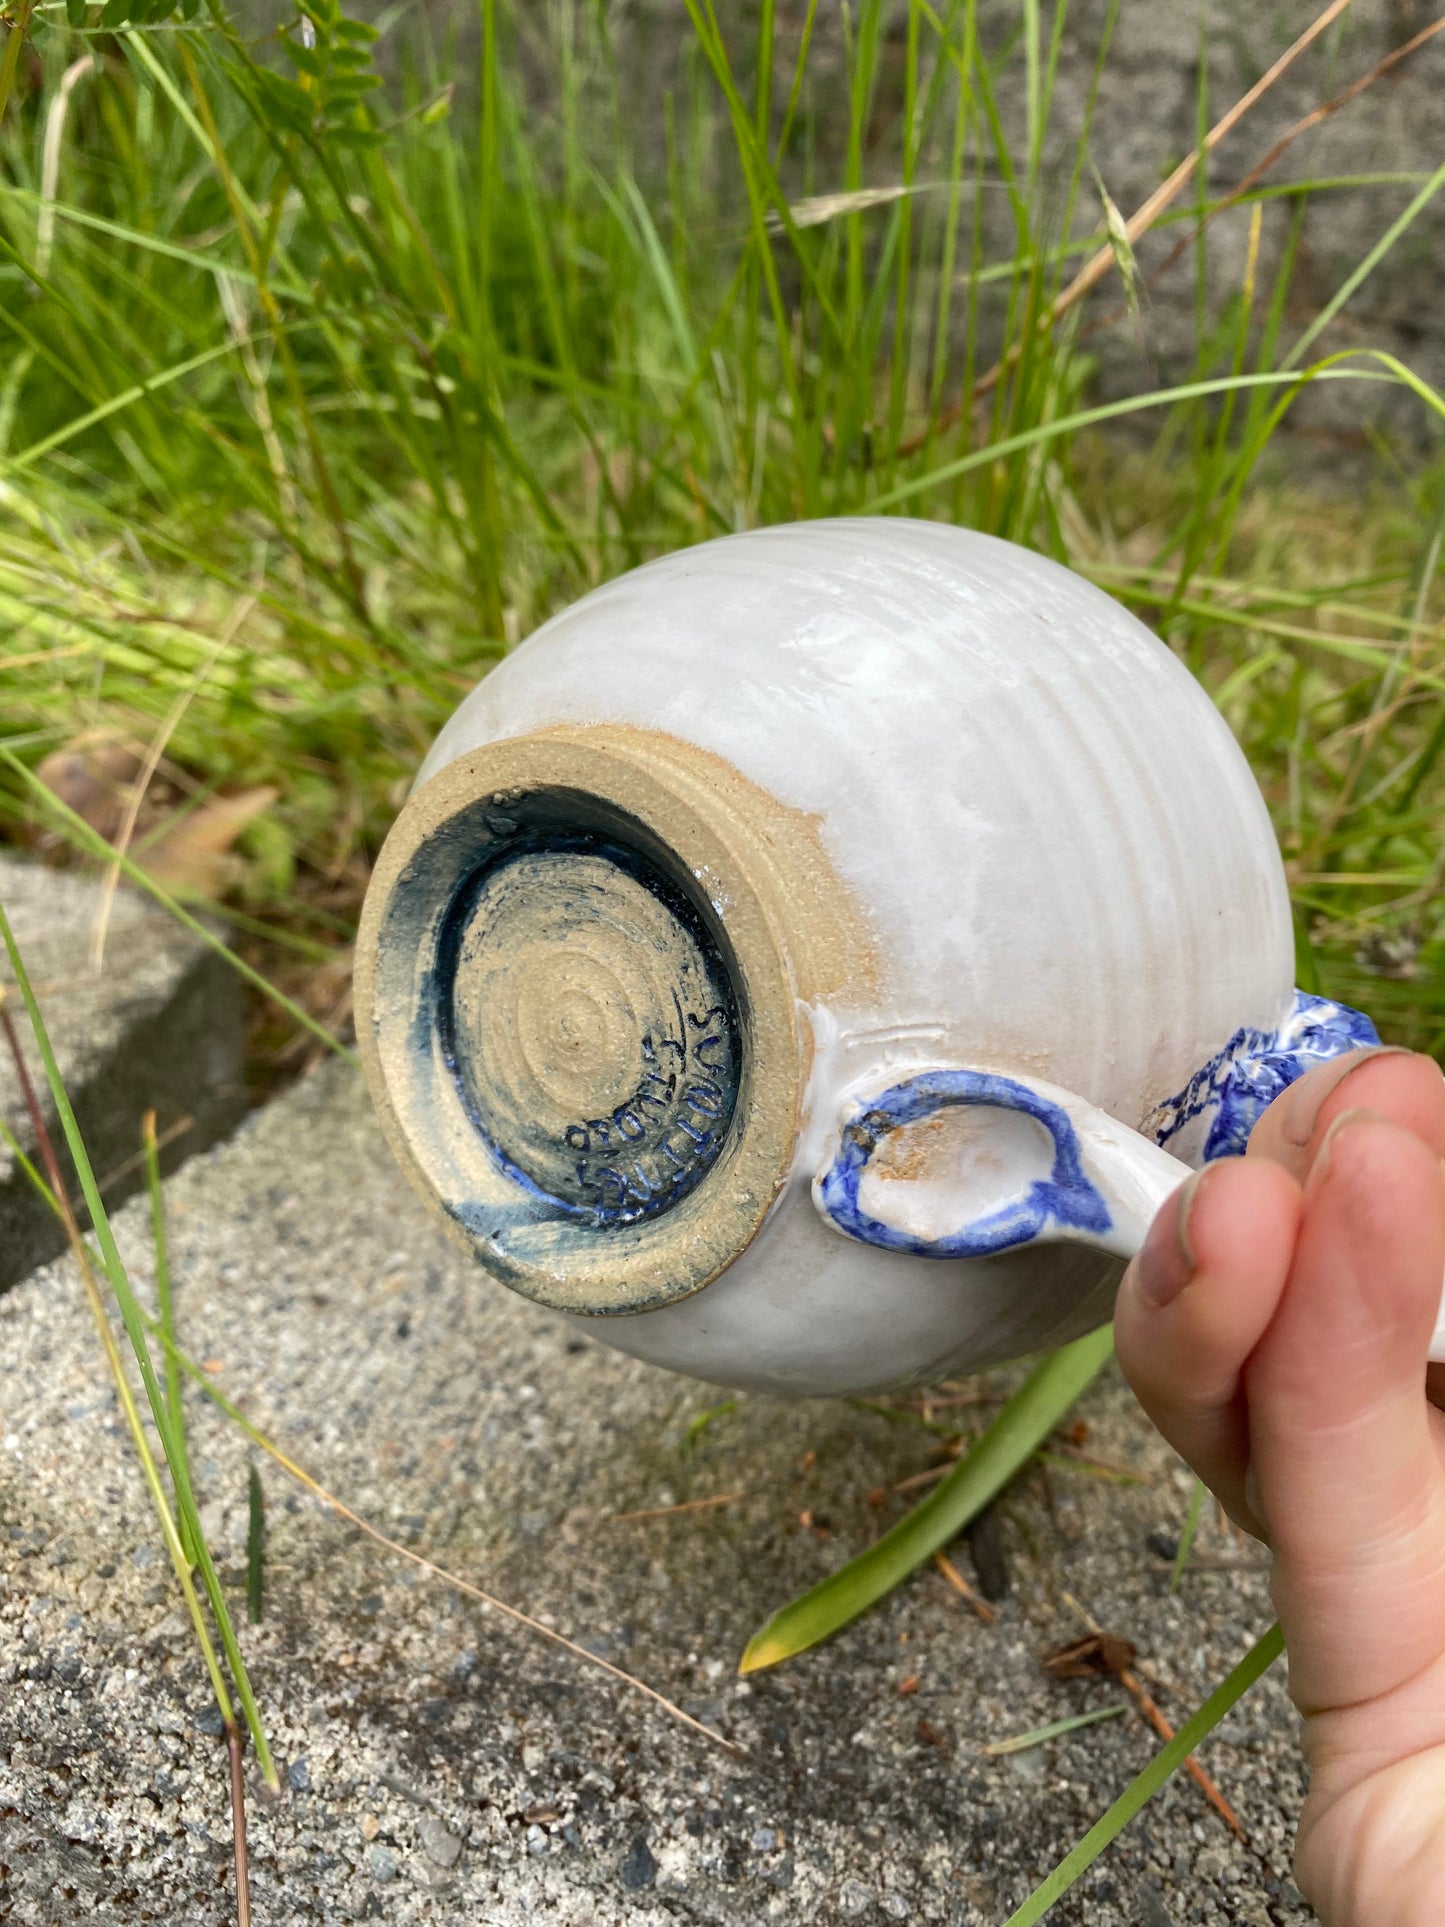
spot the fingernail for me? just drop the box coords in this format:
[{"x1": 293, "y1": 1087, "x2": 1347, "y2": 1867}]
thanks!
[
  {"x1": 1282, "y1": 1046, "x2": 1416, "y2": 1149},
  {"x1": 1305, "y1": 1104, "x2": 1387, "y2": 1194},
  {"x1": 1135, "y1": 1165, "x2": 1213, "y2": 1309}
]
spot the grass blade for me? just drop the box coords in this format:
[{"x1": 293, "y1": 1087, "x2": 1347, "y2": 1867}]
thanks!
[
  {"x1": 1285, "y1": 153, "x2": 1445, "y2": 370},
  {"x1": 0, "y1": 1005, "x2": 233, "y2": 1719},
  {"x1": 869, "y1": 360, "x2": 1429, "y2": 515},
  {"x1": 739, "y1": 1325, "x2": 1115, "y2": 1672},
  {"x1": 246, "y1": 1464, "x2": 265, "y2": 1625},
  {"x1": 984, "y1": 1702, "x2": 1129, "y2": 1756},
  {"x1": 1170, "y1": 1477, "x2": 1207, "y2": 1593},
  {"x1": 144, "y1": 1106, "x2": 196, "y2": 1568},
  {"x1": 1002, "y1": 1623, "x2": 1285, "y2": 1926},
  {"x1": 0, "y1": 898, "x2": 278, "y2": 1791},
  {"x1": 0, "y1": 993, "x2": 259, "y2": 1923}
]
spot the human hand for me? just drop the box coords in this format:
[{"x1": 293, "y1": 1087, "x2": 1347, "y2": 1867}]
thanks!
[{"x1": 1114, "y1": 1047, "x2": 1445, "y2": 1927}]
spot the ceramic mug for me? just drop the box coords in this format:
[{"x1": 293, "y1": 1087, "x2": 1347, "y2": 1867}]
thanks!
[{"x1": 356, "y1": 518, "x2": 1429, "y2": 1396}]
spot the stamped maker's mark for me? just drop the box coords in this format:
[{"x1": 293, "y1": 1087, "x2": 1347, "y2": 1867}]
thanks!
[{"x1": 564, "y1": 1001, "x2": 733, "y2": 1218}]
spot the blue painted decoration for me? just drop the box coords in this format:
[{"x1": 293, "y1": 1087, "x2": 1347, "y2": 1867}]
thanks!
[
  {"x1": 1144, "y1": 989, "x2": 1381, "y2": 1162},
  {"x1": 815, "y1": 1068, "x2": 1114, "y2": 1258}
]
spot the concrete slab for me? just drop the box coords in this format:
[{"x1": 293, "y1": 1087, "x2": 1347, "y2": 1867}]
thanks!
[
  {"x1": 0, "y1": 1062, "x2": 1315, "y2": 1925},
  {"x1": 0, "y1": 854, "x2": 248, "y2": 1287}
]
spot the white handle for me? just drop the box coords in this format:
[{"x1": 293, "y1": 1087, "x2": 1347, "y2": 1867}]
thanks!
[{"x1": 812, "y1": 1064, "x2": 1445, "y2": 1362}]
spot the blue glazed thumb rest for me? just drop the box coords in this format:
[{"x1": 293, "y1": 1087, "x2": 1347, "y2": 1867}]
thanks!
[{"x1": 815, "y1": 991, "x2": 1380, "y2": 1262}]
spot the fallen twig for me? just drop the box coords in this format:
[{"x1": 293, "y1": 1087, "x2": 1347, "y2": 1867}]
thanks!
[
  {"x1": 96, "y1": 1111, "x2": 195, "y2": 1201},
  {"x1": 1117, "y1": 1667, "x2": 1242, "y2": 1836},
  {"x1": 900, "y1": 0, "x2": 1352, "y2": 453},
  {"x1": 1052, "y1": 1595, "x2": 1241, "y2": 1835},
  {"x1": 156, "y1": 1340, "x2": 748, "y2": 1759},
  {"x1": 5, "y1": 1088, "x2": 746, "y2": 1760},
  {"x1": 1133, "y1": 11, "x2": 1445, "y2": 311},
  {"x1": 227, "y1": 1724, "x2": 251, "y2": 1927},
  {"x1": 611, "y1": 1491, "x2": 747, "y2": 1522},
  {"x1": 933, "y1": 1550, "x2": 997, "y2": 1625}
]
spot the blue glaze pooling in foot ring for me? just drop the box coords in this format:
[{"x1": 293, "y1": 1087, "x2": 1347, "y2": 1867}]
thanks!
[
  {"x1": 816, "y1": 1068, "x2": 1113, "y2": 1259},
  {"x1": 1144, "y1": 989, "x2": 1381, "y2": 1162}
]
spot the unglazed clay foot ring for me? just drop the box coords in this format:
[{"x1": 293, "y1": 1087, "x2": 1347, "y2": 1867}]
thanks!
[{"x1": 354, "y1": 725, "x2": 816, "y2": 1315}]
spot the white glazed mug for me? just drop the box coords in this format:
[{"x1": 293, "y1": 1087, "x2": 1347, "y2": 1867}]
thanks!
[{"x1": 357, "y1": 519, "x2": 1427, "y2": 1396}]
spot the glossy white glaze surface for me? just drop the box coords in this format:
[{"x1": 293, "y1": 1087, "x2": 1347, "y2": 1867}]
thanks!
[{"x1": 409, "y1": 519, "x2": 1298, "y2": 1394}]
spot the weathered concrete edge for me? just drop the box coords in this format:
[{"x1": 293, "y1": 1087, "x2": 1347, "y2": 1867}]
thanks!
[{"x1": 0, "y1": 938, "x2": 250, "y2": 1291}]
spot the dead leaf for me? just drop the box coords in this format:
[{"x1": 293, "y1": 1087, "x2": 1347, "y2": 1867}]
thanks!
[
  {"x1": 141, "y1": 787, "x2": 278, "y2": 896},
  {"x1": 1043, "y1": 1633, "x2": 1138, "y2": 1681},
  {"x1": 33, "y1": 739, "x2": 142, "y2": 847}
]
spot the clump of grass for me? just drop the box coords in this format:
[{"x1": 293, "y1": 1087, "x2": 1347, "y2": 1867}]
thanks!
[
  {"x1": 0, "y1": 0, "x2": 1441, "y2": 1058},
  {"x1": 0, "y1": 917, "x2": 272, "y2": 1926}
]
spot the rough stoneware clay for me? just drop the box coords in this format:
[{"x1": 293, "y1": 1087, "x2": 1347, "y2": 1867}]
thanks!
[{"x1": 356, "y1": 519, "x2": 1390, "y2": 1397}]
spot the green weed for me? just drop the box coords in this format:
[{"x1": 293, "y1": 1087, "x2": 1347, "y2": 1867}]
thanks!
[{"x1": 0, "y1": 0, "x2": 1439, "y2": 1057}]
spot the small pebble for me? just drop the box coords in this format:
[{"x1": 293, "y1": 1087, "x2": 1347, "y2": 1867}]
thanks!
[
  {"x1": 418, "y1": 1813, "x2": 461, "y2": 1868},
  {"x1": 367, "y1": 1845, "x2": 398, "y2": 1884},
  {"x1": 621, "y1": 1833, "x2": 656, "y2": 1891},
  {"x1": 1139, "y1": 1886, "x2": 1178, "y2": 1927}
]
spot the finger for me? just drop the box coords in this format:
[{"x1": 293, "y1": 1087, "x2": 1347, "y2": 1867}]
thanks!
[
  {"x1": 1245, "y1": 1109, "x2": 1445, "y2": 1714},
  {"x1": 1250, "y1": 1050, "x2": 1445, "y2": 1415},
  {"x1": 1248, "y1": 1047, "x2": 1445, "y2": 1183},
  {"x1": 1115, "y1": 1154, "x2": 1301, "y2": 1535}
]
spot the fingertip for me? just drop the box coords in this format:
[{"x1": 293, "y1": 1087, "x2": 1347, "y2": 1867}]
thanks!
[
  {"x1": 1188, "y1": 1150, "x2": 1302, "y2": 1282},
  {"x1": 1244, "y1": 1111, "x2": 1445, "y2": 1670},
  {"x1": 1246, "y1": 1109, "x2": 1445, "y2": 1454},
  {"x1": 1116, "y1": 1156, "x2": 1301, "y2": 1407},
  {"x1": 1297, "y1": 1108, "x2": 1445, "y2": 1348},
  {"x1": 1115, "y1": 1156, "x2": 1301, "y2": 1534},
  {"x1": 1250, "y1": 1048, "x2": 1445, "y2": 1179}
]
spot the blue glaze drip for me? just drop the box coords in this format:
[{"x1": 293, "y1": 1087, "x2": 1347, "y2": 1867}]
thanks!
[
  {"x1": 816, "y1": 1068, "x2": 1113, "y2": 1259},
  {"x1": 1144, "y1": 990, "x2": 1381, "y2": 1162}
]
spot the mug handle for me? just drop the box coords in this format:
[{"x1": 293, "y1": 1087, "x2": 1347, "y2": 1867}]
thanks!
[
  {"x1": 812, "y1": 1067, "x2": 1190, "y2": 1266},
  {"x1": 811, "y1": 1062, "x2": 1445, "y2": 1361}
]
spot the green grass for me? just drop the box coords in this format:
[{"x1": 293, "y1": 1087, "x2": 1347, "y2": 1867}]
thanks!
[
  {"x1": 0, "y1": 0, "x2": 1441, "y2": 1059},
  {"x1": 742, "y1": 1326, "x2": 1115, "y2": 1672},
  {"x1": 0, "y1": 904, "x2": 276, "y2": 1793},
  {"x1": 2, "y1": 0, "x2": 1445, "y2": 1916}
]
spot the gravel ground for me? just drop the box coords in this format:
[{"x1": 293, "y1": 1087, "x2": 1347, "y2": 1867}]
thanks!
[{"x1": 0, "y1": 1060, "x2": 1315, "y2": 1925}]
